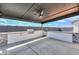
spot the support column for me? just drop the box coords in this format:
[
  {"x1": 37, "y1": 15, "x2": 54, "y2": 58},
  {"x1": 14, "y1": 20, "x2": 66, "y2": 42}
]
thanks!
[
  {"x1": 41, "y1": 23, "x2": 43, "y2": 30},
  {"x1": 41, "y1": 23, "x2": 44, "y2": 37}
]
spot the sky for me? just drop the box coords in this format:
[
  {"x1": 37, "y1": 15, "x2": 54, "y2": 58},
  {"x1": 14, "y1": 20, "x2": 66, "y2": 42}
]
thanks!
[
  {"x1": 43, "y1": 15, "x2": 79, "y2": 27},
  {"x1": 0, "y1": 15, "x2": 79, "y2": 27}
]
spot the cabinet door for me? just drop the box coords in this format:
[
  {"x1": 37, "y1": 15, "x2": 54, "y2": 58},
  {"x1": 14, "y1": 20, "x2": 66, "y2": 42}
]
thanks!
[{"x1": 8, "y1": 32, "x2": 21, "y2": 44}]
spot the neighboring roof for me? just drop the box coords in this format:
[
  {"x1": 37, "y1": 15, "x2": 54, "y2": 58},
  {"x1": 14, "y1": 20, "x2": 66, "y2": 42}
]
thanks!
[{"x1": 0, "y1": 3, "x2": 79, "y2": 23}]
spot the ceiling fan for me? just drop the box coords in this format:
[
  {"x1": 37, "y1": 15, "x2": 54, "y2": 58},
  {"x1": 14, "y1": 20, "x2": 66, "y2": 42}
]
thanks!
[
  {"x1": 39, "y1": 9, "x2": 44, "y2": 18},
  {"x1": 33, "y1": 6, "x2": 44, "y2": 18}
]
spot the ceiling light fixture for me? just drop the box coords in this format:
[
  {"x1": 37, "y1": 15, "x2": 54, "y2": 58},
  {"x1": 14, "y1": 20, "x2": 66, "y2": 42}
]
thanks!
[{"x1": 39, "y1": 15, "x2": 43, "y2": 18}]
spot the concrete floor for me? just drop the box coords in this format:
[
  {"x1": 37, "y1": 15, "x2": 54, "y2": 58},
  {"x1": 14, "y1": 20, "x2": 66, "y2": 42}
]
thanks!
[{"x1": 1, "y1": 37, "x2": 79, "y2": 55}]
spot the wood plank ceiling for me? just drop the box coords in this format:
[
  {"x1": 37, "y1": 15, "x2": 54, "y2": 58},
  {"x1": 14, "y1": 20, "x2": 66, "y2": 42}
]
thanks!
[{"x1": 0, "y1": 3, "x2": 79, "y2": 23}]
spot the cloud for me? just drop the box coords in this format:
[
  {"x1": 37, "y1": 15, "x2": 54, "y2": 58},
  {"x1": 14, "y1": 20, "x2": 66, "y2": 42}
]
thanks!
[
  {"x1": 67, "y1": 15, "x2": 79, "y2": 22},
  {"x1": 55, "y1": 20, "x2": 66, "y2": 22}
]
